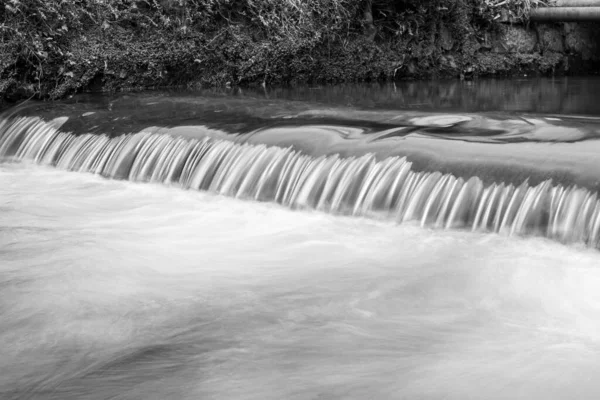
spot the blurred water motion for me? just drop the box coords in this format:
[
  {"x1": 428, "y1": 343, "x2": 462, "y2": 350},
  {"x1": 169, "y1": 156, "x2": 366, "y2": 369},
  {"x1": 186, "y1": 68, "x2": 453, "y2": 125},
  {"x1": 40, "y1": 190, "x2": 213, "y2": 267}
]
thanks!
[
  {"x1": 3, "y1": 117, "x2": 600, "y2": 248},
  {"x1": 3, "y1": 78, "x2": 600, "y2": 399},
  {"x1": 2, "y1": 163, "x2": 600, "y2": 400}
]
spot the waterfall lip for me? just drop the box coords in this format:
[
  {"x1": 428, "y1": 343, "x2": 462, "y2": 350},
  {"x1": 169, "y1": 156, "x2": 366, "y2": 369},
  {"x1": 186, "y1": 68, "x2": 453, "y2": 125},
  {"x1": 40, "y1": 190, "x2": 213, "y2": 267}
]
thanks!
[
  {"x1": 3, "y1": 94, "x2": 600, "y2": 142},
  {"x1": 5, "y1": 85, "x2": 600, "y2": 252},
  {"x1": 3, "y1": 95, "x2": 600, "y2": 192},
  {"x1": 4, "y1": 111, "x2": 600, "y2": 249}
]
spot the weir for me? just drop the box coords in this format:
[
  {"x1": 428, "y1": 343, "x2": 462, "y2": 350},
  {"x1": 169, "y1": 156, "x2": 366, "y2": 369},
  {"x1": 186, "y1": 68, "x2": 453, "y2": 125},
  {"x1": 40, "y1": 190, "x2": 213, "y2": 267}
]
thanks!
[{"x1": 2, "y1": 115, "x2": 600, "y2": 249}]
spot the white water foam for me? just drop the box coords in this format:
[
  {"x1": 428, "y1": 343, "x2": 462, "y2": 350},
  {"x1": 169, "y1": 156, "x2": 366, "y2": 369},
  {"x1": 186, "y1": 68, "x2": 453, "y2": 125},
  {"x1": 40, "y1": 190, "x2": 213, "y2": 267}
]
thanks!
[
  {"x1": 2, "y1": 162, "x2": 600, "y2": 399},
  {"x1": 3, "y1": 117, "x2": 600, "y2": 248}
]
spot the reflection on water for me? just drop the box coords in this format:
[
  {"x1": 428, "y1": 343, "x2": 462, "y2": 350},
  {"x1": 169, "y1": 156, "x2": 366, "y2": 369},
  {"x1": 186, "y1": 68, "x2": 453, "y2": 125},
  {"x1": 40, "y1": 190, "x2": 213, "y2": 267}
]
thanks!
[
  {"x1": 18, "y1": 77, "x2": 600, "y2": 123},
  {"x1": 2, "y1": 163, "x2": 600, "y2": 399},
  {"x1": 258, "y1": 78, "x2": 600, "y2": 115}
]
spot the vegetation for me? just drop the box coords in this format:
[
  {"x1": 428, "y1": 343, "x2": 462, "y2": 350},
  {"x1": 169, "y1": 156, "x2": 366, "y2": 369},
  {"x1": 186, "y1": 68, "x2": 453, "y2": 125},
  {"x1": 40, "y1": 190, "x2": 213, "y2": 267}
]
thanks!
[
  {"x1": 479, "y1": 0, "x2": 552, "y2": 21},
  {"x1": 0, "y1": 0, "x2": 563, "y2": 103}
]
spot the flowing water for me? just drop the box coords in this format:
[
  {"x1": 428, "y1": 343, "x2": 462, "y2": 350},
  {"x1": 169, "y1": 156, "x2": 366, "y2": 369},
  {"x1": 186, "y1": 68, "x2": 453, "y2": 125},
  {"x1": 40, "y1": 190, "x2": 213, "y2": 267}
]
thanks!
[{"x1": 3, "y1": 78, "x2": 600, "y2": 399}]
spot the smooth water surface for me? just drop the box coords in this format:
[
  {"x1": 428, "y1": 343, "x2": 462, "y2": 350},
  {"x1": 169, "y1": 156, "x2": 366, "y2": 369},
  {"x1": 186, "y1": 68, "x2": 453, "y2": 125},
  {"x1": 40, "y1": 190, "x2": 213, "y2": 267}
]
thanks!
[
  {"x1": 246, "y1": 77, "x2": 600, "y2": 115},
  {"x1": 38, "y1": 76, "x2": 600, "y2": 115},
  {"x1": 2, "y1": 162, "x2": 600, "y2": 400}
]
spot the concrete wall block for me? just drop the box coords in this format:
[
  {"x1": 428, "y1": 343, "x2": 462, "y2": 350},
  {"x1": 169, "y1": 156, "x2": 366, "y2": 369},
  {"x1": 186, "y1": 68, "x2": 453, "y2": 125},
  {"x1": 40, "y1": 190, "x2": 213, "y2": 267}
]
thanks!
[
  {"x1": 564, "y1": 22, "x2": 595, "y2": 60},
  {"x1": 536, "y1": 24, "x2": 565, "y2": 53}
]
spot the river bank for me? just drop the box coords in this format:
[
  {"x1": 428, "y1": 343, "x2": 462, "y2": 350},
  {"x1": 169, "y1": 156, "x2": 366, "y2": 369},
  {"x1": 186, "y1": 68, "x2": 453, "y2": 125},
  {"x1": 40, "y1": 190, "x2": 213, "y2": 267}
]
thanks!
[{"x1": 1, "y1": 1, "x2": 599, "y2": 106}]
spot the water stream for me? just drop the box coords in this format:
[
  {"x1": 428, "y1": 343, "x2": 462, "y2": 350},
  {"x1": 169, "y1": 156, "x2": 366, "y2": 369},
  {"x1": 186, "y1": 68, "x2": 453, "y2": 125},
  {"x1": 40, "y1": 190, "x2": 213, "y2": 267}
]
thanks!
[{"x1": 2, "y1": 78, "x2": 600, "y2": 399}]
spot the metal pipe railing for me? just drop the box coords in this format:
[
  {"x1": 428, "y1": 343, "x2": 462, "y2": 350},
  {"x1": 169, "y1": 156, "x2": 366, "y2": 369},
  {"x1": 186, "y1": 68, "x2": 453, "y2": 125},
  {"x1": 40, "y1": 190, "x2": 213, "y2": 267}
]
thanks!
[
  {"x1": 530, "y1": 6, "x2": 600, "y2": 20},
  {"x1": 554, "y1": 0, "x2": 600, "y2": 6}
]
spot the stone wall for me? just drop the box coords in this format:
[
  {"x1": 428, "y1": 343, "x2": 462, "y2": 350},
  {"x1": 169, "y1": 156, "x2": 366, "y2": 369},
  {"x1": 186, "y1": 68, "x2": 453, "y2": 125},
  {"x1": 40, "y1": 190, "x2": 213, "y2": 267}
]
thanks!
[{"x1": 470, "y1": 22, "x2": 600, "y2": 77}]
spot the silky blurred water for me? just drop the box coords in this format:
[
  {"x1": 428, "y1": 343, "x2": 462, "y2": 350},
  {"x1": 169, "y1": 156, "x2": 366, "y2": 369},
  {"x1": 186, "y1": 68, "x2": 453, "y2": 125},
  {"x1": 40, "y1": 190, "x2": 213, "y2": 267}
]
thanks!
[{"x1": 2, "y1": 161, "x2": 600, "y2": 400}]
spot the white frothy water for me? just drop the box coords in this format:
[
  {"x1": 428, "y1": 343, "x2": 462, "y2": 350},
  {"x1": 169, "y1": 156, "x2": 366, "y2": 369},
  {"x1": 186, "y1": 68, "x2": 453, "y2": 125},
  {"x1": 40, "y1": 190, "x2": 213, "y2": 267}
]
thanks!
[
  {"x1": 2, "y1": 116, "x2": 600, "y2": 248},
  {"x1": 2, "y1": 162, "x2": 600, "y2": 399}
]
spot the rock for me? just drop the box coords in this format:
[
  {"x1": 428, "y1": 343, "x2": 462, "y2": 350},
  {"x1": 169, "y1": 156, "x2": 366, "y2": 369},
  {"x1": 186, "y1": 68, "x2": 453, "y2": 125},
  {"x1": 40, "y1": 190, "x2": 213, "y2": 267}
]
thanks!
[
  {"x1": 536, "y1": 24, "x2": 564, "y2": 53},
  {"x1": 563, "y1": 54, "x2": 570, "y2": 72},
  {"x1": 446, "y1": 55, "x2": 458, "y2": 69},
  {"x1": 537, "y1": 51, "x2": 564, "y2": 73},
  {"x1": 475, "y1": 53, "x2": 511, "y2": 75},
  {"x1": 439, "y1": 55, "x2": 459, "y2": 73},
  {"x1": 564, "y1": 23, "x2": 596, "y2": 61},
  {"x1": 407, "y1": 60, "x2": 417, "y2": 76},
  {"x1": 462, "y1": 65, "x2": 475, "y2": 80},
  {"x1": 492, "y1": 25, "x2": 538, "y2": 54},
  {"x1": 480, "y1": 32, "x2": 493, "y2": 50},
  {"x1": 462, "y1": 36, "x2": 481, "y2": 56},
  {"x1": 439, "y1": 23, "x2": 454, "y2": 51}
]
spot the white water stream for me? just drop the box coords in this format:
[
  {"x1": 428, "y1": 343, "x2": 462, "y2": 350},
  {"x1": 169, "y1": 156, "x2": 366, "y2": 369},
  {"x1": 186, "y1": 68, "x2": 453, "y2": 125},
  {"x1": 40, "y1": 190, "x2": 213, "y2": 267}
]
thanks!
[
  {"x1": 2, "y1": 117, "x2": 600, "y2": 248},
  {"x1": 2, "y1": 162, "x2": 600, "y2": 399}
]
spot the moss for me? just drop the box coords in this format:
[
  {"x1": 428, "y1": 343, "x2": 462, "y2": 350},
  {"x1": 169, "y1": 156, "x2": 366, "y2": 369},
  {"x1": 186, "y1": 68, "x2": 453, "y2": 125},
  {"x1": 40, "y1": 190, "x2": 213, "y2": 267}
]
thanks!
[
  {"x1": 538, "y1": 52, "x2": 564, "y2": 73},
  {"x1": 475, "y1": 53, "x2": 514, "y2": 75}
]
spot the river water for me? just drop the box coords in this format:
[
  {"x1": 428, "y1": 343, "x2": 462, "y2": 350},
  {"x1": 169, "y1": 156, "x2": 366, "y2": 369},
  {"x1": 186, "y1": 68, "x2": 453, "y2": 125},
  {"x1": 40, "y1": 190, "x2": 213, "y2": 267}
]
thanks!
[{"x1": 2, "y1": 78, "x2": 600, "y2": 399}]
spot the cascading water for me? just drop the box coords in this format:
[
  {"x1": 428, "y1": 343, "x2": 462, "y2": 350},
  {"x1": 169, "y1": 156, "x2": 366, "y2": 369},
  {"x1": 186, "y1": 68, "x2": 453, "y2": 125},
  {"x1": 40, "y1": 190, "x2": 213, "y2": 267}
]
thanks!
[
  {"x1": 1, "y1": 115, "x2": 599, "y2": 248},
  {"x1": 4, "y1": 87, "x2": 600, "y2": 400}
]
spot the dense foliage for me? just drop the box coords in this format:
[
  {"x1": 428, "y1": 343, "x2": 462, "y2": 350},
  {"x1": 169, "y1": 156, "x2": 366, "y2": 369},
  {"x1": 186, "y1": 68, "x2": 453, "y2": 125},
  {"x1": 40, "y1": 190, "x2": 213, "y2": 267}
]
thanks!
[{"x1": 0, "y1": 0, "x2": 554, "y2": 101}]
